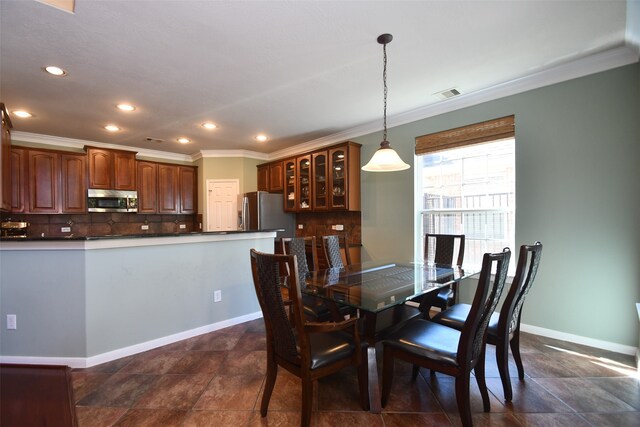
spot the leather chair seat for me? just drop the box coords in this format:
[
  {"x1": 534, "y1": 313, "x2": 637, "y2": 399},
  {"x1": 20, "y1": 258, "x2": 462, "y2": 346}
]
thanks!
[
  {"x1": 432, "y1": 303, "x2": 499, "y2": 338},
  {"x1": 308, "y1": 331, "x2": 357, "y2": 370},
  {"x1": 383, "y1": 319, "x2": 461, "y2": 367}
]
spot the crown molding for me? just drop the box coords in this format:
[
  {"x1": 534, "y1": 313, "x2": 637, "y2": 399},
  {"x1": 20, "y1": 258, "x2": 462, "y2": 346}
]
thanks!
[
  {"x1": 11, "y1": 131, "x2": 194, "y2": 162},
  {"x1": 197, "y1": 150, "x2": 268, "y2": 161}
]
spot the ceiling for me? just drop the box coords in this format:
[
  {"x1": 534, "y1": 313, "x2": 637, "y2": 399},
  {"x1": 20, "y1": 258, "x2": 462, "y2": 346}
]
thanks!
[{"x1": 1, "y1": 1, "x2": 638, "y2": 159}]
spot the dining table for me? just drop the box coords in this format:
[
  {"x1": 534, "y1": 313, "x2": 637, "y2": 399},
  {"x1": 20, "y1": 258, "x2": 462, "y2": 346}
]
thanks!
[{"x1": 303, "y1": 261, "x2": 479, "y2": 413}]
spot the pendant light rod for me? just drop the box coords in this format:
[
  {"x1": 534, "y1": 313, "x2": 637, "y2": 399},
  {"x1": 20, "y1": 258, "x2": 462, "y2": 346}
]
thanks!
[{"x1": 362, "y1": 33, "x2": 410, "y2": 172}]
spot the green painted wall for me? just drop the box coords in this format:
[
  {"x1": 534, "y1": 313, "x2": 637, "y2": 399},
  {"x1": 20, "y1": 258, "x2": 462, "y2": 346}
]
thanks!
[{"x1": 354, "y1": 63, "x2": 640, "y2": 348}]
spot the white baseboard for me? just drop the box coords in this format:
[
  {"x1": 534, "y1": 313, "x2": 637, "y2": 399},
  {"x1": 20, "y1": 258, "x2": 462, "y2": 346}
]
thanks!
[
  {"x1": 0, "y1": 311, "x2": 263, "y2": 369},
  {"x1": 521, "y1": 323, "x2": 636, "y2": 356}
]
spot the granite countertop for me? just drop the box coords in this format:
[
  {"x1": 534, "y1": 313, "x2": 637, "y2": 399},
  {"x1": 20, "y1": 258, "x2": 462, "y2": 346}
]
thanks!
[{"x1": 0, "y1": 229, "x2": 281, "y2": 242}]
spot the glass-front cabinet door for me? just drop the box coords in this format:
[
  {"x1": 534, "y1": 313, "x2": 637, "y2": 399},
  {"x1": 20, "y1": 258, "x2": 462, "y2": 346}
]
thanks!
[
  {"x1": 284, "y1": 159, "x2": 296, "y2": 212},
  {"x1": 312, "y1": 151, "x2": 328, "y2": 211},
  {"x1": 297, "y1": 155, "x2": 312, "y2": 211},
  {"x1": 329, "y1": 147, "x2": 347, "y2": 209}
]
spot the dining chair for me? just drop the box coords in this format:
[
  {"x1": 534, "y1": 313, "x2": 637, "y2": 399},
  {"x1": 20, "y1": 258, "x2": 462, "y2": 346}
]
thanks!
[
  {"x1": 249, "y1": 249, "x2": 368, "y2": 426},
  {"x1": 381, "y1": 248, "x2": 511, "y2": 427},
  {"x1": 322, "y1": 234, "x2": 351, "y2": 269},
  {"x1": 281, "y1": 236, "x2": 341, "y2": 322},
  {"x1": 424, "y1": 233, "x2": 466, "y2": 312},
  {"x1": 431, "y1": 241, "x2": 543, "y2": 401}
]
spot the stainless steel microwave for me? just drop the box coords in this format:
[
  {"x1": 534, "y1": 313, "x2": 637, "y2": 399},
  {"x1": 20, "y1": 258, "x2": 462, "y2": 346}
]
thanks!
[{"x1": 87, "y1": 189, "x2": 138, "y2": 213}]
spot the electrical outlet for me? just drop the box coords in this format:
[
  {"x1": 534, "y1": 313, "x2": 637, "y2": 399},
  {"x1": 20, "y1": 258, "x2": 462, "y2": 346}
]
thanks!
[
  {"x1": 331, "y1": 225, "x2": 336, "y2": 230},
  {"x1": 7, "y1": 314, "x2": 16, "y2": 330},
  {"x1": 335, "y1": 224, "x2": 344, "y2": 231},
  {"x1": 61, "y1": 227, "x2": 71, "y2": 233},
  {"x1": 141, "y1": 224, "x2": 149, "y2": 230},
  {"x1": 298, "y1": 224, "x2": 303, "y2": 229},
  {"x1": 214, "y1": 290, "x2": 222, "y2": 302},
  {"x1": 179, "y1": 224, "x2": 186, "y2": 229}
]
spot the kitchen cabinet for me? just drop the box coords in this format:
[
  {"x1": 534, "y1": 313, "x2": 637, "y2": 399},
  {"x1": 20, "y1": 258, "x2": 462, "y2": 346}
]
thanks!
[
  {"x1": 297, "y1": 155, "x2": 312, "y2": 211},
  {"x1": 178, "y1": 165, "x2": 197, "y2": 214},
  {"x1": 141, "y1": 162, "x2": 197, "y2": 214},
  {"x1": 1, "y1": 104, "x2": 12, "y2": 212},
  {"x1": 137, "y1": 161, "x2": 158, "y2": 213},
  {"x1": 269, "y1": 161, "x2": 283, "y2": 192},
  {"x1": 10, "y1": 148, "x2": 25, "y2": 213},
  {"x1": 256, "y1": 161, "x2": 284, "y2": 193},
  {"x1": 257, "y1": 164, "x2": 269, "y2": 192},
  {"x1": 60, "y1": 153, "x2": 87, "y2": 213},
  {"x1": 328, "y1": 142, "x2": 360, "y2": 211},
  {"x1": 86, "y1": 147, "x2": 136, "y2": 190},
  {"x1": 283, "y1": 158, "x2": 296, "y2": 212},
  {"x1": 311, "y1": 151, "x2": 328, "y2": 211},
  {"x1": 27, "y1": 149, "x2": 60, "y2": 213}
]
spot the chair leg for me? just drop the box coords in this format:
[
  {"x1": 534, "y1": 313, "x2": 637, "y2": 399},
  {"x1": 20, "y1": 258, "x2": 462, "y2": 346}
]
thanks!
[
  {"x1": 474, "y1": 348, "x2": 491, "y2": 412},
  {"x1": 510, "y1": 331, "x2": 525, "y2": 380},
  {"x1": 454, "y1": 372, "x2": 472, "y2": 427},
  {"x1": 261, "y1": 358, "x2": 277, "y2": 416},
  {"x1": 496, "y1": 339, "x2": 513, "y2": 401},
  {"x1": 381, "y1": 346, "x2": 395, "y2": 408},
  {"x1": 301, "y1": 375, "x2": 313, "y2": 427},
  {"x1": 357, "y1": 349, "x2": 370, "y2": 411}
]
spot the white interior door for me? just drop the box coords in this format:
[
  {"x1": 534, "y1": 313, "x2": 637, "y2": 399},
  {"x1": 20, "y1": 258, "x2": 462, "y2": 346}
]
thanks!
[{"x1": 206, "y1": 179, "x2": 239, "y2": 231}]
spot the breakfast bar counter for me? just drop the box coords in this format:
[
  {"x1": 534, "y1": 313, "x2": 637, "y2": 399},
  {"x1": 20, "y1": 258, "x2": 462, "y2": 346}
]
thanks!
[{"x1": 0, "y1": 230, "x2": 275, "y2": 368}]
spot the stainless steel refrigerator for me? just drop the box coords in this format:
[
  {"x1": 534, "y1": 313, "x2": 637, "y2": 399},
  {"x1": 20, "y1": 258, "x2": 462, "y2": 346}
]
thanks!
[{"x1": 240, "y1": 191, "x2": 295, "y2": 240}]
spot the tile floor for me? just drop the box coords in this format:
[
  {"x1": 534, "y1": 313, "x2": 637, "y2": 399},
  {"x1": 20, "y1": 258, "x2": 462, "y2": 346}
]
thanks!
[{"x1": 72, "y1": 319, "x2": 640, "y2": 426}]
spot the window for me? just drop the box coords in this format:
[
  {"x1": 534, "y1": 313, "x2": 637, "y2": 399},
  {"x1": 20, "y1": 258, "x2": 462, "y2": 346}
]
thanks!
[{"x1": 415, "y1": 116, "x2": 515, "y2": 271}]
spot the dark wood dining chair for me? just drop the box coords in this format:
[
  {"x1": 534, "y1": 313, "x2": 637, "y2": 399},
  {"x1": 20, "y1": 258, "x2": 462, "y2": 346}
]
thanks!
[
  {"x1": 381, "y1": 248, "x2": 511, "y2": 427},
  {"x1": 322, "y1": 234, "x2": 351, "y2": 268},
  {"x1": 282, "y1": 236, "x2": 340, "y2": 322},
  {"x1": 424, "y1": 233, "x2": 465, "y2": 311},
  {"x1": 431, "y1": 241, "x2": 543, "y2": 401},
  {"x1": 250, "y1": 249, "x2": 368, "y2": 426}
]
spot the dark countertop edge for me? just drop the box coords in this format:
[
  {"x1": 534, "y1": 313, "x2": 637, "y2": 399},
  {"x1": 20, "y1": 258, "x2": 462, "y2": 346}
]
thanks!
[{"x1": 0, "y1": 229, "x2": 282, "y2": 242}]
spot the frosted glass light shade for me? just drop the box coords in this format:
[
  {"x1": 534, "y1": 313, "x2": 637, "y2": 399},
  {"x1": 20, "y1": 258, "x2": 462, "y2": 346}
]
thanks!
[{"x1": 362, "y1": 146, "x2": 410, "y2": 172}]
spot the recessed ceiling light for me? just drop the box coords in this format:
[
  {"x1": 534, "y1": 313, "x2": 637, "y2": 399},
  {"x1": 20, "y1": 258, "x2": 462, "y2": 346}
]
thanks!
[
  {"x1": 44, "y1": 66, "x2": 67, "y2": 76},
  {"x1": 104, "y1": 124, "x2": 120, "y2": 132},
  {"x1": 202, "y1": 122, "x2": 217, "y2": 130},
  {"x1": 116, "y1": 104, "x2": 136, "y2": 112},
  {"x1": 255, "y1": 134, "x2": 268, "y2": 142},
  {"x1": 177, "y1": 137, "x2": 190, "y2": 144},
  {"x1": 12, "y1": 110, "x2": 33, "y2": 118}
]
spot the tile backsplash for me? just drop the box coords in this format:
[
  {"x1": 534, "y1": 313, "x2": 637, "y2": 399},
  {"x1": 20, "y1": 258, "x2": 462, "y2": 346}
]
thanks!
[{"x1": 0, "y1": 213, "x2": 201, "y2": 238}]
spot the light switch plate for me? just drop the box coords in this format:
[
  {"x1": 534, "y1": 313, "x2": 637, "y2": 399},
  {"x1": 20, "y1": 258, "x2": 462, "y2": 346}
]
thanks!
[
  {"x1": 61, "y1": 227, "x2": 71, "y2": 233},
  {"x1": 179, "y1": 224, "x2": 186, "y2": 229},
  {"x1": 298, "y1": 224, "x2": 303, "y2": 229},
  {"x1": 335, "y1": 224, "x2": 344, "y2": 231},
  {"x1": 141, "y1": 225, "x2": 149, "y2": 230}
]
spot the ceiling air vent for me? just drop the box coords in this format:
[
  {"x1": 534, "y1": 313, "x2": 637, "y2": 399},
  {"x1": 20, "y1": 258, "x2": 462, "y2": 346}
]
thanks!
[
  {"x1": 145, "y1": 137, "x2": 164, "y2": 143},
  {"x1": 434, "y1": 88, "x2": 461, "y2": 100}
]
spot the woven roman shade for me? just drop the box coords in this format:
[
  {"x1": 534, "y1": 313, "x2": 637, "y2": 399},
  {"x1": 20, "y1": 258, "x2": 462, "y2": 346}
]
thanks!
[{"x1": 415, "y1": 115, "x2": 515, "y2": 155}]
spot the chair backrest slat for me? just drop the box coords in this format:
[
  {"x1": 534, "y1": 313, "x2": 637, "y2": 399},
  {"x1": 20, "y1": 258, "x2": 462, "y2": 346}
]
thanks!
[
  {"x1": 458, "y1": 248, "x2": 510, "y2": 364},
  {"x1": 250, "y1": 250, "x2": 301, "y2": 364},
  {"x1": 425, "y1": 233, "x2": 465, "y2": 267},
  {"x1": 499, "y1": 242, "x2": 543, "y2": 336},
  {"x1": 322, "y1": 234, "x2": 351, "y2": 268}
]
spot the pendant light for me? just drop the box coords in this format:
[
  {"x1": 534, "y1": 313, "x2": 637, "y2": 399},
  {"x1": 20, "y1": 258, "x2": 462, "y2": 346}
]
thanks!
[{"x1": 362, "y1": 33, "x2": 410, "y2": 172}]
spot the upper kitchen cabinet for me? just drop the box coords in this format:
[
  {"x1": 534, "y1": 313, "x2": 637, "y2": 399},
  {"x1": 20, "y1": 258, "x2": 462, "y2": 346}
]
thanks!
[
  {"x1": 328, "y1": 142, "x2": 360, "y2": 211},
  {"x1": 256, "y1": 161, "x2": 284, "y2": 193},
  {"x1": 86, "y1": 147, "x2": 136, "y2": 190},
  {"x1": 178, "y1": 165, "x2": 197, "y2": 214},
  {"x1": 1, "y1": 103, "x2": 13, "y2": 212},
  {"x1": 19, "y1": 148, "x2": 87, "y2": 214},
  {"x1": 257, "y1": 164, "x2": 269, "y2": 192},
  {"x1": 144, "y1": 162, "x2": 197, "y2": 214},
  {"x1": 60, "y1": 153, "x2": 87, "y2": 213},
  {"x1": 297, "y1": 155, "x2": 312, "y2": 211},
  {"x1": 283, "y1": 158, "x2": 296, "y2": 212},
  {"x1": 268, "y1": 161, "x2": 283, "y2": 192},
  {"x1": 311, "y1": 151, "x2": 328, "y2": 211}
]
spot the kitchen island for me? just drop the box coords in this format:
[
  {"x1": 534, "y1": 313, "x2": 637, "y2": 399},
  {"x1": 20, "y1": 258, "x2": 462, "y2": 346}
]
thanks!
[{"x1": 0, "y1": 230, "x2": 276, "y2": 368}]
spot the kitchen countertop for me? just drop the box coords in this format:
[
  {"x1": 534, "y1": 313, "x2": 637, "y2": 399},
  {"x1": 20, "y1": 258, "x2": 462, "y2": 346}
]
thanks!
[{"x1": 0, "y1": 229, "x2": 280, "y2": 242}]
